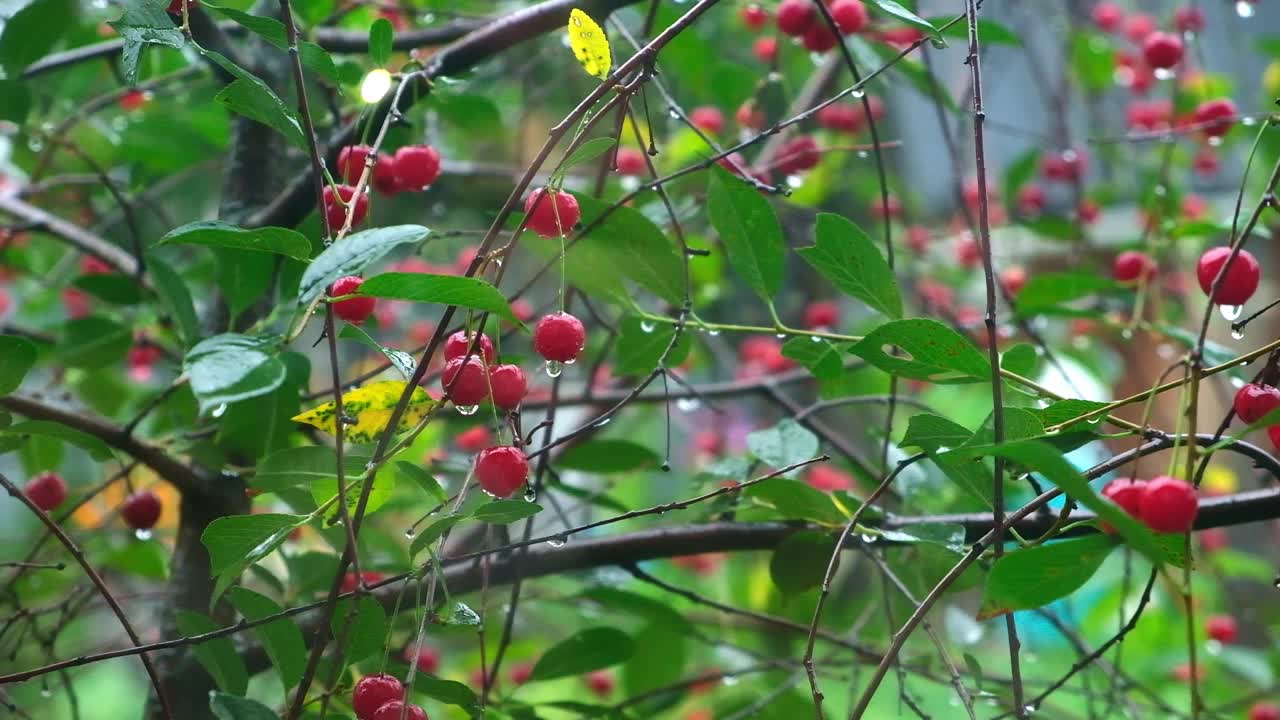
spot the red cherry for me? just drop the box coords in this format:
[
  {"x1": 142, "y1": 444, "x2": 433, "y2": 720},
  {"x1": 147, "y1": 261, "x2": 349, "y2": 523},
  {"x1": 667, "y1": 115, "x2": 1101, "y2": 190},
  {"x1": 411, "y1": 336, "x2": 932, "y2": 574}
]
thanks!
[
  {"x1": 394, "y1": 145, "x2": 441, "y2": 190},
  {"x1": 1141, "y1": 32, "x2": 1183, "y2": 69},
  {"x1": 372, "y1": 702, "x2": 426, "y2": 720},
  {"x1": 1267, "y1": 425, "x2": 1280, "y2": 450},
  {"x1": 322, "y1": 184, "x2": 369, "y2": 229},
  {"x1": 1195, "y1": 246, "x2": 1259, "y2": 306},
  {"x1": 1204, "y1": 614, "x2": 1237, "y2": 644},
  {"x1": 775, "y1": 0, "x2": 815, "y2": 36},
  {"x1": 1040, "y1": 150, "x2": 1086, "y2": 182},
  {"x1": 336, "y1": 145, "x2": 373, "y2": 185},
  {"x1": 693, "y1": 431, "x2": 724, "y2": 456},
  {"x1": 584, "y1": 670, "x2": 615, "y2": 698},
  {"x1": 1137, "y1": 476, "x2": 1199, "y2": 533},
  {"x1": 614, "y1": 147, "x2": 647, "y2": 176},
  {"x1": 803, "y1": 300, "x2": 839, "y2": 330},
  {"x1": 1235, "y1": 384, "x2": 1280, "y2": 423},
  {"x1": 740, "y1": 4, "x2": 768, "y2": 30},
  {"x1": 1000, "y1": 266, "x2": 1028, "y2": 297},
  {"x1": 122, "y1": 490, "x2": 162, "y2": 530},
  {"x1": 1250, "y1": 702, "x2": 1280, "y2": 720},
  {"x1": 402, "y1": 645, "x2": 439, "y2": 674},
  {"x1": 62, "y1": 288, "x2": 90, "y2": 319},
  {"x1": 1112, "y1": 251, "x2": 1156, "y2": 283},
  {"x1": 690, "y1": 106, "x2": 725, "y2": 134},
  {"x1": 490, "y1": 365, "x2": 527, "y2": 410},
  {"x1": 1181, "y1": 194, "x2": 1208, "y2": 221},
  {"x1": 329, "y1": 276, "x2": 377, "y2": 324},
  {"x1": 119, "y1": 89, "x2": 149, "y2": 111},
  {"x1": 1192, "y1": 148, "x2": 1219, "y2": 177},
  {"x1": 455, "y1": 426, "x2": 492, "y2": 454},
  {"x1": 474, "y1": 446, "x2": 529, "y2": 498},
  {"x1": 441, "y1": 357, "x2": 489, "y2": 406},
  {"x1": 735, "y1": 101, "x2": 765, "y2": 130},
  {"x1": 831, "y1": 0, "x2": 868, "y2": 34},
  {"x1": 24, "y1": 472, "x2": 67, "y2": 512},
  {"x1": 753, "y1": 36, "x2": 779, "y2": 63},
  {"x1": 80, "y1": 255, "x2": 113, "y2": 275},
  {"x1": 1091, "y1": 2, "x2": 1123, "y2": 32},
  {"x1": 807, "y1": 465, "x2": 852, "y2": 492},
  {"x1": 1197, "y1": 527, "x2": 1229, "y2": 552},
  {"x1": 905, "y1": 225, "x2": 931, "y2": 253},
  {"x1": 533, "y1": 312, "x2": 586, "y2": 364},
  {"x1": 802, "y1": 22, "x2": 838, "y2": 53},
  {"x1": 509, "y1": 662, "x2": 534, "y2": 685},
  {"x1": 443, "y1": 330, "x2": 494, "y2": 364},
  {"x1": 523, "y1": 188, "x2": 580, "y2": 238},
  {"x1": 1100, "y1": 478, "x2": 1147, "y2": 532},
  {"x1": 1192, "y1": 98, "x2": 1236, "y2": 138},
  {"x1": 352, "y1": 674, "x2": 405, "y2": 720},
  {"x1": 816, "y1": 104, "x2": 858, "y2": 133},
  {"x1": 1016, "y1": 184, "x2": 1045, "y2": 215},
  {"x1": 955, "y1": 234, "x2": 981, "y2": 268},
  {"x1": 372, "y1": 153, "x2": 400, "y2": 196},
  {"x1": 870, "y1": 194, "x2": 903, "y2": 221},
  {"x1": 1124, "y1": 13, "x2": 1156, "y2": 43},
  {"x1": 775, "y1": 135, "x2": 821, "y2": 174},
  {"x1": 1077, "y1": 199, "x2": 1100, "y2": 225},
  {"x1": 1173, "y1": 6, "x2": 1205, "y2": 33}
]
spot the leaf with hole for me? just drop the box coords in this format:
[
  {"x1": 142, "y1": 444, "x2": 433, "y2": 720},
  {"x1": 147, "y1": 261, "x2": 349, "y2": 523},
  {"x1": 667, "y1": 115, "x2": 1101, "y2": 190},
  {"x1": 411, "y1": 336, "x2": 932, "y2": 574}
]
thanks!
[{"x1": 849, "y1": 318, "x2": 991, "y2": 383}]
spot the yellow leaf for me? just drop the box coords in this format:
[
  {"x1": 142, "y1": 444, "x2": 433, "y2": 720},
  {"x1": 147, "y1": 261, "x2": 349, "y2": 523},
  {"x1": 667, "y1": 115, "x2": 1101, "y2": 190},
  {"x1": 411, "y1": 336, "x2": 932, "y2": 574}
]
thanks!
[
  {"x1": 568, "y1": 8, "x2": 611, "y2": 80},
  {"x1": 292, "y1": 380, "x2": 436, "y2": 444}
]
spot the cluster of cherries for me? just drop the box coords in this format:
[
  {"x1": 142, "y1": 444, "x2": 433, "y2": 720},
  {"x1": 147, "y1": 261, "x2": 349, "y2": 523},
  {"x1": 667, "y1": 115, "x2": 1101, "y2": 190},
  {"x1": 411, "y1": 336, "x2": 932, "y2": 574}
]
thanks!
[
  {"x1": 24, "y1": 471, "x2": 162, "y2": 531},
  {"x1": 351, "y1": 673, "x2": 427, "y2": 720},
  {"x1": 1100, "y1": 475, "x2": 1198, "y2": 533},
  {"x1": 741, "y1": 0, "x2": 920, "y2": 58},
  {"x1": 1113, "y1": 244, "x2": 1261, "y2": 310},
  {"x1": 321, "y1": 144, "x2": 443, "y2": 230}
]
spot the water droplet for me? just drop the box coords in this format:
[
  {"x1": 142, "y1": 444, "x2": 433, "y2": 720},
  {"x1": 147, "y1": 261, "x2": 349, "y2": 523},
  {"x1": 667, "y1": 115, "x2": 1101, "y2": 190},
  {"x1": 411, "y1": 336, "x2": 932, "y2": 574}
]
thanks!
[
  {"x1": 936, "y1": 446, "x2": 951, "y2": 453},
  {"x1": 365, "y1": 461, "x2": 377, "y2": 471},
  {"x1": 859, "y1": 533, "x2": 877, "y2": 543},
  {"x1": 707, "y1": 328, "x2": 721, "y2": 337},
  {"x1": 134, "y1": 529, "x2": 152, "y2": 541},
  {"x1": 521, "y1": 486, "x2": 536, "y2": 503},
  {"x1": 593, "y1": 417, "x2": 611, "y2": 428},
  {"x1": 1237, "y1": 0, "x2": 1255, "y2": 18},
  {"x1": 1241, "y1": 115, "x2": 1258, "y2": 127},
  {"x1": 1219, "y1": 304, "x2": 1244, "y2": 321},
  {"x1": 675, "y1": 397, "x2": 701, "y2": 412},
  {"x1": 1153, "y1": 185, "x2": 1167, "y2": 196},
  {"x1": 40, "y1": 688, "x2": 52, "y2": 699},
  {"x1": 721, "y1": 674, "x2": 738, "y2": 686},
  {"x1": 1231, "y1": 377, "x2": 1247, "y2": 389},
  {"x1": 661, "y1": 462, "x2": 671, "y2": 471},
  {"x1": 849, "y1": 89, "x2": 866, "y2": 99},
  {"x1": 639, "y1": 320, "x2": 656, "y2": 333},
  {"x1": 1086, "y1": 416, "x2": 1102, "y2": 425},
  {"x1": 455, "y1": 404, "x2": 479, "y2": 416},
  {"x1": 563, "y1": 357, "x2": 576, "y2": 365},
  {"x1": 404, "y1": 528, "x2": 416, "y2": 539},
  {"x1": 667, "y1": 108, "x2": 681, "y2": 119},
  {"x1": 785, "y1": 174, "x2": 803, "y2": 189},
  {"x1": 547, "y1": 534, "x2": 567, "y2": 548},
  {"x1": 929, "y1": 37, "x2": 947, "y2": 50},
  {"x1": 1208, "y1": 135, "x2": 1224, "y2": 147},
  {"x1": 767, "y1": 71, "x2": 783, "y2": 83},
  {"x1": 1120, "y1": 328, "x2": 1134, "y2": 340},
  {"x1": 211, "y1": 403, "x2": 228, "y2": 418},
  {"x1": 775, "y1": 333, "x2": 786, "y2": 339},
  {"x1": 1231, "y1": 326, "x2": 1245, "y2": 340},
  {"x1": 1156, "y1": 343, "x2": 1176, "y2": 359},
  {"x1": 856, "y1": 150, "x2": 869, "y2": 159},
  {"x1": 545, "y1": 360, "x2": 563, "y2": 378},
  {"x1": 1154, "y1": 67, "x2": 1174, "y2": 81},
  {"x1": 809, "y1": 335, "x2": 822, "y2": 342}
]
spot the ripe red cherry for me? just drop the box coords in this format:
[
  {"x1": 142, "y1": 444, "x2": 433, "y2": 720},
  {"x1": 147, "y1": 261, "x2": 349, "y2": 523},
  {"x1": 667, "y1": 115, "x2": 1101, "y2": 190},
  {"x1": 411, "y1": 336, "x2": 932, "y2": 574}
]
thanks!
[
  {"x1": 1124, "y1": 13, "x2": 1156, "y2": 43},
  {"x1": 694, "y1": 431, "x2": 724, "y2": 456},
  {"x1": 128, "y1": 342, "x2": 163, "y2": 381},
  {"x1": 509, "y1": 662, "x2": 534, "y2": 685},
  {"x1": 584, "y1": 670, "x2": 615, "y2": 698},
  {"x1": 816, "y1": 104, "x2": 857, "y2": 133},
  {"x1": 870, "y1": 194, "x2": 903, "y2": 221},
  {"x1": 533, "y1": 312, "x2": 586, "y2": 364},
  {"x1": 1250, "y1": 702, "x2": 1280, "y2": 720},
  {"x1": 1141, "y1": 32, "x2": 1183, "y2": 69},
  {"x1": 122, "y1": 490, "x2": 162, "y2": 530},
  {"x1": 1077, "y1": 199, "x2": 1100, "y2": 225},
  {"x1": 394, "y1": 145, "x2": 441, "y2": 190},
  {"x1": 1205, "y1": 614, "x2": 1237, "y2": 644},
  {"x1": 119, "y1": 89, "x2": 149, "y2": 111},
  {"x1": 371, "y1": 702, "x2": 425, "y2": 720},
  {"x1": 81, "y1": 255, "x2": 113, "y2": 275},
  {"x1": 372, "y1": 154, "x2": 400, "y2": 196},
  {"x1": 1041, "y1": 150, "x2": 1086, "y2": 182},
  {"x1": 775, "y1": 0, "x2": 815, "y2": 36},
  {"x1": 1112, "y1": 251, "x2": 1156, "y2": 283},
  {"x1": 402, "y1": 645, "x2": 439, "y2": 674},
  {"x1": 336, "y1": 145, "x2": 373, "y2": 185},
  {"x1": 490, "y1": 365, "x2": 528, "y2": 410},
  {"x1": 329, "y1": 276, "x2": 376, "y2": 324},
  {"x1": 1192, "y1": 148, "x2": 1220, "y2": 177},
  {"x1": 775, "y1": 135, "x2": 821, "y2": 174},
  {"x1": 1091, "y1": 2, "x2": 1123, "y2": 32},
  {"x1": 906, "y1": 225, "x2": 931, "y2": 253},
  {"x1": 690, "y1": 106, "x2": 724, "y2": 134},
  {"x1": 740, "y1": 4, "x2": 768, "y2": 30},
  {"x1": 441, "y1": 357, "x2": 489, "y2": 406},
  {"x1": 1195, "y1": 246, "x2": 1260, "y2": 306},
  {"x1": 802, "y1": 22, "x2": 838, "y2": 53},
  {"x1": 24, "y1": 472, "x2": 67, "y2": 512},
  {"x1": 803, "y1": 301, "x2": 839, "y2": 330},
  {"x1": 753, "y1": 36, "x2": 779, "y2": 63},
  {"x1": 807, "y1": 465, "x2": 852, "y2": 491},
  {"x1": 340, "y1": 571, "x2": 384, "y2": 593},
  {"x1": 523, "y1": 188, "x2": 580, "y2": 238},
  {"x1": 1100, "y1": 478, "x2": 1147, "y2": 532},
  {"x1": 831, "y1": 0, "x2": 868, "y2": 34},
  {"x1": 1016, "y1": 184, "x2": 1046, "y2": 215},
  {"x1": 1137, "y1": 476, "x2": 1199, "y2": 533},
  {"x1": 1000, "y1": 266, "x2": 1028, "y2": 297},
  {"x1": 955, "y1": 234, "x2": 981, "y2": 268},
  {"x1": 352, "y1": 674, "x2": 405, "y2": 720},
  {"x1": 1234, "y1": 384, "x2": 1280, "y2": 423},
  {"x1": 1173, "y1": 6, "x2": 1205, "y2": 33},
  {"x1": 1266, "y1": 425, "x2": 1280, "y2": 452},
  {"x1": 322, "y1": 184, "x2": 369, "y2": 229},
  {"x1": 455, "y1": 425, "x2": 492, "y2": 454},
  {"x1": 443, "y1": 330, "x2": 494, "y2": 364},
  {"x1": 614, "y1": 147, "x2": 647, "y2": 176},
  {"x1": 1193, "y1": 98, "x2": 1237, "y2": 138},
  {"x1": 735, "y1": 101, "x2": 765, "y2": 130},
  {"x1": 474, "y1": 446, "x2": 529, "y2": 498}
]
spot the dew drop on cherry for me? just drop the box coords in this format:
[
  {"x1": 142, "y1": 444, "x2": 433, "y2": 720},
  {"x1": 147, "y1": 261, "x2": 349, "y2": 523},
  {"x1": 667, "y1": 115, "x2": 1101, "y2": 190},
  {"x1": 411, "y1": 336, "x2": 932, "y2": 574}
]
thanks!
[
  {"x1": 1219, "y1": 304, "x2": 1244, "y2": 321},
  {"x1": 544, "y1": 360, "x2": 563, "y2": 378}
]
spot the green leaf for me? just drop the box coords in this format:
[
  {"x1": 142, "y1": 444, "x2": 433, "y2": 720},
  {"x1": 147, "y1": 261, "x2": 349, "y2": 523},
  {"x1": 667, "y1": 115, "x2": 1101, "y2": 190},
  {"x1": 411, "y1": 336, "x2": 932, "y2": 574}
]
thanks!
[
  {"x1": 622, "y1": 623, "x2": 688, "y2": 698},
  {"x1": 747, "y1": 419, "x2": 818, "y2": 477},
  {"x1": 339, "y1": 324, "x2": 416, "y2": 380},
  {"x1": 530, "y1": 628, "x2": 636, "y2": 682},
  {"x1": 557, "y1": 439, "x2": 661, "y2": 473},
  {"x1": 1069, "y1": 31, "x2": 1115, "y2": 92},
  {"x1": 0, "y1": 421, "x2": 113, "y2": 461},
  {"x1": 1032, "y1": 399, "x2": 1112, "y2": 429},
  {"x1": 227, "y1": 587, "x2": 307, "y2": 689},
  {"x1": 879, "y1": 522, "x2": 966, "y2": 550},
  {"x1": 781, "y1": 337, "x2": 845, "y2": 380},
  {"x1": 414, "y1": 676, "x2": 478, "y2": 710},
  {"x1": 297, "y1": 225, "x2": 430, "y2": 304},
  {"x1": 746, "y1": 478, "x2": 846, "y2": 525},
  {"x1": 252, "y1": 446, "x2": 371, "y2": 492},
  {"x1": 214, "y1": 77, "x2": 306, "y2": 150},
  {"x1": 472, "y1": 500, "x2": 542, "y2": 524},
  {"x1": 184, "y1": 334, "x2": 287, "y2": 412},
  {"x1": 368, "y1": 17, "x2": 393, "y2": 65},
  {"x1": 978, "y1": 535, "x2": 1117, "y2": 619},
  {"x1": 215, "y1": 249, "x2": 273, "y2": 321},
  {"x1": 332, "y1": 595, "x2": 387, "y2": 663},
  {"x1": 3, "y1": 0, "x2": 76, "y2": 77},
  {"x1": 799, "y1": 213, "x2": 902, "y2": 319},
  {"x1": 202, "y1": 6, "x2": 340, "y2": 83},
  {"x1": 706, "y1": 164, "x2": 785, "y2": 302},
  {"x1": 932, "y1": 16, "x2": 1020, "y2": 46},
  {"x1": 901, "y1": 414, "x2": 971, "y2": 452},
  {"x1": 0, "y1": 79, "x2": 31, "y2": 123},
  {"x1": 445, "y1": 602, "x2": 481, "y2": 627},
  {"x1": 578, "y1": 587, "x2": 693, "y2": 632},
  {"x1": 867, "y1": 0, "x2": 943, "y2": 42},
  {"x1": 210, "y1": 693, "x2": 276, "y2": 720},
  {"x1": 202, "y1": 513, "x2": 305, "y2": 577},
  {"x1": 614, "y1": 316, "x2": 692, "y2": 375},
  {"x1": 849, "y1": 318, "x2": 990, "y2": 383},
  {"x1": 58, "y1": 317, "x2": 131, "y2": 369},
  {"x1": 396, "y1": 461, "x2": 445, "y2": 503},
  {"x1": 160, "y1": 221, "x2": 311, "y2": 260},
  {"x1": 1015, "y1": 272, "x2": 1119, "y2": 314},
  {"x1": 1001, "y1": 149, "x2": 1040, "y2": 214},
  {"x1": 770, "y1": 530, "x2": 837, "y2": 594},
  {"x1": 0, "y1": 335, "x2": 36, "y2": 395},
  {"x1": 409, "y1": 515, "x2": 466, "y2": 558},
  {"x1": 72, "y1": 274, "x2": 144, "y2": 305},
  {"x1": 311, "y1": 467, "x2": 396, "y2": 526},
  {"x1": 561, "y1": 137, "x2": 617, "y2": 171},
  {"x1": 176, "y1": 611, "x2": 248, "y2": 695},
  {"x1": 1001, "y1": 343, "x2": 1039, "y2": 377},
  {"x1": 358, "y1": 272, "x2": 520, "y2": 323},
  {"x1": 103, "y1": 540, "x2": 169, "y2": 580}
]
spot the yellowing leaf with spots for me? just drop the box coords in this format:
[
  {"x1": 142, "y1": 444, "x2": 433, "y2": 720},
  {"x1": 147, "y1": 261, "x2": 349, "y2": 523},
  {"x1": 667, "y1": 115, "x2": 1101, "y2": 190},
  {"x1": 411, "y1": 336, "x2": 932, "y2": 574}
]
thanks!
[
  {"x1": 291, "y1": 380, "x2": 436, "y2": 444},
  {"x1": 568, "y1": 8, "x2": 611, "y2": 80}
]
